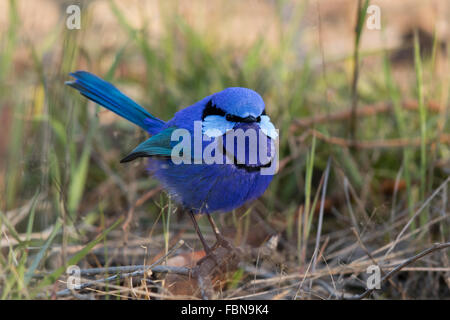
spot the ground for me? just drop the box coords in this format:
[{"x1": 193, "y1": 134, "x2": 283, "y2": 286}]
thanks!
[{"x1": 0, "y1": 0, "x2": 449, "y2": 299}]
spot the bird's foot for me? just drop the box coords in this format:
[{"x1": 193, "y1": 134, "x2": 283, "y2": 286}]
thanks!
[
  {"x1": 211, "y1": 234, "x2": 234, "y2": 252},
  {"x1": 196, "y1": 235, "x2": 239, "y2": 267},
  {"x1": 192, "y1": 238, "x2": 241, "y2": 300}
]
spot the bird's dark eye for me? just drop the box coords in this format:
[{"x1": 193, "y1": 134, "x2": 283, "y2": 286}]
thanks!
[
  {"x1": 202, "y1": 100, "x2": 226, "y2": 120},
  {"x1": 262, "y1": 110, "x2": 266, "y2": 115}
]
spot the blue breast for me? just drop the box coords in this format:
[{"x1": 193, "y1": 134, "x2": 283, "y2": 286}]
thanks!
[
  {"x1": 147, "y1": 122, "x2": 275, "y2": 214},
  {"x1": 148, "y1": 160, "x2": 273, "y2": 213}
]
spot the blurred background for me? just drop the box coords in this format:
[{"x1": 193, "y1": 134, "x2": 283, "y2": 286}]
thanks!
[{"x1": 0, "y1": 0, "x2": 449, "y2": 299}]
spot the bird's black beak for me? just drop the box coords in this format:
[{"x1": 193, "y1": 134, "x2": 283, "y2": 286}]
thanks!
[
  {"x1": 226, "y1": 114, "x2": 261, "y2": 123},
  {"x1": 241, "y1": 115, "x2": 260, "y2": 123}
]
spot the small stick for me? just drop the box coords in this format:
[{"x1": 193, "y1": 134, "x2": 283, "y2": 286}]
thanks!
[
  {"x1": 291, "y1": 100, "x2": 441, "y2": 130},
  {"x1": 54, "y1": 265, "x2": 190, "y2": 298},
  {"x1": 384, "y1": 177, "x2": 450, "y2": 259},
  {"x1": 351, "y1": 228, "x2": 402, "y2": 295},
  {"x1": 348, "y1": 242, "x2": 450, "y2": 300},
  {"x1": 50, "y1": 240, "x2": 186, "y2": 298},
  {"x1": 298, "y1": 128, "x2": 450, "y2": 149},
  {"x1": 76, "y1": 265, "x2": 190, "y2": 277}
]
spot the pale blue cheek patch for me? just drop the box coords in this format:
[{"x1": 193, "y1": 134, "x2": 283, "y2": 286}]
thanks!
[
  {"x1": 202, "y1": 115, "x2": 235, "y2": 138},
  {"x1": 259, "y1": 115, "x2": 278, "y2": 139}
]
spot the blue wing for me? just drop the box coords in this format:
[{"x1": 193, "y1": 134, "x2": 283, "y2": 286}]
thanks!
[
  {"x1": 66, "y1": 71, "x2": 165, "y2": 134},
  {"x1": 120, "y1": 127, "x2": 177, "y2": 163}
]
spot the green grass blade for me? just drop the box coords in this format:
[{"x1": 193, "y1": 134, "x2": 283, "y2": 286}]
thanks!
[{"x1": 24, "y1": 220, "x2": 62, "y2": 285}]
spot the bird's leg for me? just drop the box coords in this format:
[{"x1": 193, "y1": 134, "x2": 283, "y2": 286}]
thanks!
[
  {"x1": 188, "y1": 210, "x2": 224, "y2": 268},
  {"x1": 188, "y1": 210, "x2": 213, "y2": 255},
  {"x1": 206, "y1": 214, "x2": 233, "y2": 250}
]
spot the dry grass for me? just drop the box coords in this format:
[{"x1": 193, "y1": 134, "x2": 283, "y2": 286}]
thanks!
[{"x1": 0, "y1": 0, "x2": 449, "y2": 299}]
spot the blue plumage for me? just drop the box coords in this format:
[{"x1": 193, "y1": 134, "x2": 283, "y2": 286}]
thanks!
[{"x1": 66, "y1": 71, "x2": 277, "y2": 214}]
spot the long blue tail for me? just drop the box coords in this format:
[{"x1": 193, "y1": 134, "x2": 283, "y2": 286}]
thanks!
[{"x1": 66, "y1": 71, "x2": 165, "y2": 134}]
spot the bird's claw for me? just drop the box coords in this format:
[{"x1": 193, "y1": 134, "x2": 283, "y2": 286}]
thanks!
[
  {"x1": 196, "y1": 235, "x2": 236, "y2": 267},
  {"x1": 212, "y1": 235, "x2": 234, "y2": 251}
]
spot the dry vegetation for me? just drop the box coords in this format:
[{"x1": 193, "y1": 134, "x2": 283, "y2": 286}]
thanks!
[{"x1": 0, "y1": 0, "x2": 449, "y2": 299}]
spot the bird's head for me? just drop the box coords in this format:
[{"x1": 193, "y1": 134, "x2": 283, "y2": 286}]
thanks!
[{"x1": 201, "y1": 87, "x2": 278, "y2": 139}]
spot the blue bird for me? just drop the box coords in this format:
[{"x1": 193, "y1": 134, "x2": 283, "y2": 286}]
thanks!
[{"x1": 66, "y1": 71, "x2": 277, "y2": 254}]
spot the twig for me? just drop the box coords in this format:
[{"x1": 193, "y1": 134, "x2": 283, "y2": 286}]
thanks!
[
  {"x1": 77, "y1": 265, "x2": 189, "y2": 277},
  {"x1": 384, "y1": 177, "x2": 450, "y2": 260},
  {"x1": 315, "y1": 279, "x2": 358, "y2": 299},
  {"x1": 56, "y1": 265, "x2": 189, "y2": 297},
  {"x1": 351, "y1": 228, "x2": 403, "y2": 295},
  {"x1": 348, "y1": 242, "x2": 450, "y2": 299},
  {"x1": 240, "y1": 263, "x2": 277, "y2": 279},
  {"x1": 298, "y1": 128, "x2": 450, "y2": 149},
  {"x1": 81, "y1": 280, "x2": 199, "y2": 300},
  {"x1": 291, "y1": 100, "x2": 441, "y2": 130},
  {"x1": 50, "y1": 240, "x2": 186, "y2": 298}
]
